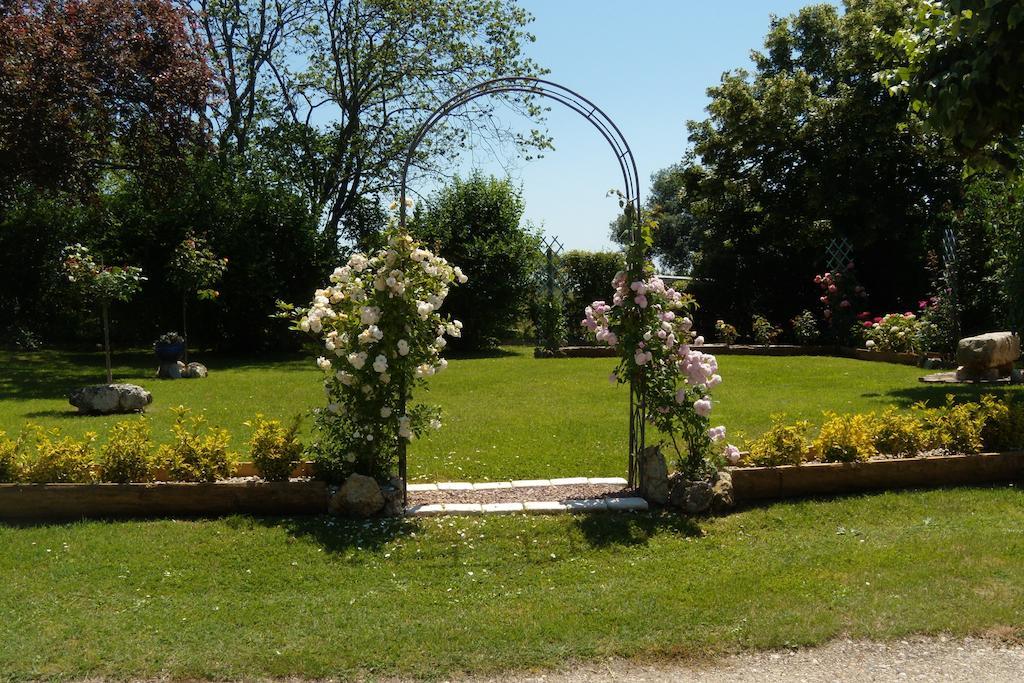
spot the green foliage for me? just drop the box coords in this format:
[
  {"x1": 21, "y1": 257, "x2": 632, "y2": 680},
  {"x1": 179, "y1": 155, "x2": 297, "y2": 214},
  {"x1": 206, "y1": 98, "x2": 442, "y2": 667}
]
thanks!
[
  {"x1": 22, "y1": 426, "x2": 97, "y2": 483},
  {"x1": 560, "y1": 250, "x2": 626, "y2": 343},
  {"x1": 248, "y1": 415, "x2": 303, "y2": 482},
  {"x1": 168, "y1": 233, "x2": 227, "y2": 300},
  {"x1": 534, "y1": 295, "x2": 567, "y2": 354},
  {"x1": 99, "y1": 420, "x2": 153, "y2": 483},
  {"x1": 813, "y1": 412, "x2": 878, "y2": 463},
  {"x1": 62, "y1": 244, "x2": 145, "y2": 304},
  {"x1": 872, "y1": 407, "x2": 929, "y2": 457},
  {"x1": 641, "y1": 1, "x2": 960, "y2": 326},
  {"x1": 413, "y1": 173, "x2": 542, "y2": 350},
  {"x1": 714, "y1": 320, "x2": 739, "y2": 345},
  {"x1": 156, "y1": 407, "x2": 234, "y2": 482},
  {"x1": 914, "y1": 395, "x2": 989, "y2": 454},
  {"x1": 746, "y1": 417, "x2": 812, "y2": 466},
  {"x1": 790, "y1": 310, "x2": 819, "y2": 345},
  {"x1": 751, "y1": 315, "x2": 781, "y2": 347},
  {"x1": 879, "y1": 0, "x2": 1024, "y2": 170},
  {"x1": 0, "y1": 431, "x2": 22, "y2": 483},
  {"x1": 981, "y1": 396, "x2": 1024, "y2": 452}
]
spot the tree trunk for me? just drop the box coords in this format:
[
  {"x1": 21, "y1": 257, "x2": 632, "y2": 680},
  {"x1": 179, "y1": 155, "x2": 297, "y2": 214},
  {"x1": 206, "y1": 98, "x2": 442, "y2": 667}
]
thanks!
[
  {"x1": 101, "y1": 302, "x2": 112, "y2": 384},
  {"x1": 182, "y1": 294, "x2": 189, "y2": 364}
]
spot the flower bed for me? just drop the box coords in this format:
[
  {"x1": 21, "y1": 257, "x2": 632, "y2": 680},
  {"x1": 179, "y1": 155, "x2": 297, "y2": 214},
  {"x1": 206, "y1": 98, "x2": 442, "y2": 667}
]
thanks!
[
  {"x1": 730, "y1": 451, "x2": 1024, "y2": 501},
  {"x1": 555, "y1": 344, "x2": 932, "y2": 365}
]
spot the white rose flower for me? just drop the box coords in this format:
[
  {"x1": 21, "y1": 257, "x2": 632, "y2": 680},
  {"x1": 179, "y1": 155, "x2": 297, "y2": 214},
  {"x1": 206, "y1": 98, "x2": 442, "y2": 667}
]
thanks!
[
  {"x1": 316, "y1": 356, "x2": 332, "y2": 371},
  {"x1": 397, "y1": 339, "x2": 410, "y2": 356},
  {"x1": 347, "y1": 352, "x2": 367, "y2": 369},
  {"x1": 372, "y1": 354, "x2": 388, "y2": 373},
  {"x1": 380, "y1": 406, "x2": 392, "y2": 418},
  {"x1": 454, "y1": 266, "x2": 468, "y2": 284}
]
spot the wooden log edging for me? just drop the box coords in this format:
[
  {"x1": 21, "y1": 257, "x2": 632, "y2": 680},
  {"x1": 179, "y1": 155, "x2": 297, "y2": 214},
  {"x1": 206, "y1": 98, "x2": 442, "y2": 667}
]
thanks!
[
  {"x1": 0, "y1": 480, "x2": 329, "y2": 521},
  {"x1": 729, "y1": 451, "x2": 1024, "y2": 502}
]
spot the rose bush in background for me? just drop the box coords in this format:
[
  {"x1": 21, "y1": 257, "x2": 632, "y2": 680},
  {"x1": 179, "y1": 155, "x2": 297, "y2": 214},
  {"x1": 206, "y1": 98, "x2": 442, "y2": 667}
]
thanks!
[
  {"x1": 583, "y1": 250, "x2": 738, "y2": 479},
  {"x1": 285, "y1": 226, "x2": 466, "y2": 483},
  {"x1": 863, "y1": 312, "x2": 925, "y2": 354},
  {"x1": 814, "y1": 264, "x2": 868, "y2": 344}
]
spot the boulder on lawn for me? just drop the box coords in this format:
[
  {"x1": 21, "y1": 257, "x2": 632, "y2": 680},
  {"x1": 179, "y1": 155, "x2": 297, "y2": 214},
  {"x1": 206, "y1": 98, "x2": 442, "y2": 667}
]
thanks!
[
  {"x1": 638, "y1": 445, "x2": 670, "y2": 505},
  {"x1": 955, "y1": 332, "x2": 1020, "y2": 381},
  {"x1": 181, "y1": 362, "x2": 208, "y2": 379},
  {"x1": 710, "y1": 470, "x2": 735, "y2": 512},
  {"x1": 69, "y1": 384, "x2": 152, "y2": 414},
  {"x1": 328, "y1": 473, "x2": 385, "y2": 517}
]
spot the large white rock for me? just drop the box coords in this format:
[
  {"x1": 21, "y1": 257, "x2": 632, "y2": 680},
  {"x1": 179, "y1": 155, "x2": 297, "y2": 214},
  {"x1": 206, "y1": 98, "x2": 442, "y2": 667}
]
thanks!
[
  {"x1": 328, "y1": 473, "x2": 384, "y2": 517},
  {"x1": 955, "y1": 332, "x2": 1020, "y2": 379},
  {"x1": 68, "y1": 384, "x2": 152, "y2": 414}
]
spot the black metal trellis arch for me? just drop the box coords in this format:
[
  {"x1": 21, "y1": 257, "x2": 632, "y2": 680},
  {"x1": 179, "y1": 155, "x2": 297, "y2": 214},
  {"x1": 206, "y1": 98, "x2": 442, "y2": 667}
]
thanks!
[{"x1": 395, "y1": 76, "x2": 647, "y2": 500}]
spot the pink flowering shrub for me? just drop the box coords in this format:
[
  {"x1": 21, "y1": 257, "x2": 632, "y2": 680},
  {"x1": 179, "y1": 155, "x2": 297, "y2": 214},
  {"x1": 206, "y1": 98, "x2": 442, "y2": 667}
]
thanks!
[
  {"x1": 583, "y1": 270, "x2": 739, "y2": 477},
  {"x1": 863, "y1": 311, "x2": 925, "y2": 354},
  {"x1": 285, "y1": 227, "x2": 467, "y2": 482},
  {"x1": 814, "y1": 263, "x2": 868, "y2": 344}
]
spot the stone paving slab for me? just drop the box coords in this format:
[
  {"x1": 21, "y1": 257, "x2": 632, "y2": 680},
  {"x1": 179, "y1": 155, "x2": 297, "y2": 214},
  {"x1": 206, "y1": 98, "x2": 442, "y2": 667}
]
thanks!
[
  {"x1": 512, "y1": 479, "x2": 552, "y2": 488},
  {"x1": 588, "y1": 477, "x2": 628, "y2": 486},
  {"x1": 406, "y1": 503, "x2": 444, "y2": 516},
  {"x1": 407, "y1": 483, "x2": 438, "y2": 492},
  {"x1": 522, "y1": 501, "x2": 567, "y2": 514},
  {"x1": 550, "y1": 477, "x2": 589, "y2": 485},
  {"x1": 564, "y1": 498, "x2": 609, "y2": 512},
  {"x1": 482, "y1": 502, "x2": 524, "y2": 514},
  {"x1": 472, "y1": 481, "x2": 513, "y2": 490},
  {"x1": 443, "y1": 502, "x2": 482, "y2": 514},
  {"x1": 436, "y1": 482, "x2": 473, "y2": 491},
  {"x1": 606, "y1": 496, "x2": 648, "y2": 511}
]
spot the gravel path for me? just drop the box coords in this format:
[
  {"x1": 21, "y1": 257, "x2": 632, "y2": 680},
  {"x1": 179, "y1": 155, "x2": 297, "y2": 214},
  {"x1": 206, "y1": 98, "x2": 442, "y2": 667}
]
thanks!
[
  {"x1": 460, "y1": 636, "x2": 1024, "y2": 682},
  {"x1": 407, "y1": 484, "x2": 630, "y2": 506}
]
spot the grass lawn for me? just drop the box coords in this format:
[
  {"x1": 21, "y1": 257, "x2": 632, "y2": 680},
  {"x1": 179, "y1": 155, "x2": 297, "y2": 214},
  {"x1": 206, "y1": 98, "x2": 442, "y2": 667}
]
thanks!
[
  {"x1": 1, "y1": 347, "x2": 1021, "y2": 481},
  {"x1": 1, "y1": 487, "x2": 1022, "y2": 680}
]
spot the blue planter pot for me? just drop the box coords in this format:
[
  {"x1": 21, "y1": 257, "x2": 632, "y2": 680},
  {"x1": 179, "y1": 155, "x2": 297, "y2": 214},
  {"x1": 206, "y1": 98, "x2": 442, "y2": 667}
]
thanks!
[{"x1": 154, "y1": 342, "x2": 185, "y2": 362}]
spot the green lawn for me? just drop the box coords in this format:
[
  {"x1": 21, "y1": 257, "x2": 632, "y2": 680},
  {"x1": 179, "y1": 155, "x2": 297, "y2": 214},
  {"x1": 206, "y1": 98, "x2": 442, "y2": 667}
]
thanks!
[
  {"x1": 2, "y1": 347, "x2": 1021, "y2": 481},
  {"x1": 1, "y1": 488, "x2": 1022, "y2": 680}
]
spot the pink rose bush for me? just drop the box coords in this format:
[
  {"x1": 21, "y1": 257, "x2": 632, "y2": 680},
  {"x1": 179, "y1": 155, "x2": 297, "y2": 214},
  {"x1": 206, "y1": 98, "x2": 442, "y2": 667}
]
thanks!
[
  {"x1": 286, "y1": 228, "x2": 466, "y2": 481},
  {"x1": 814, "y1": 263, "x2": 868, "y2": 344},
  {"x1": 584, "y1": 271, "x2": 739, "y2": 475}
]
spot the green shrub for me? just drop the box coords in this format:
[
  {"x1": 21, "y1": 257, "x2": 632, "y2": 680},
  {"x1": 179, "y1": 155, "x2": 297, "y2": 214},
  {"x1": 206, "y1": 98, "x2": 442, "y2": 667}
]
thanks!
[
  {"x1": 22, "y1": 426, "x2": 96, "y2": 483},
  {"x1": 980, "y1": 396, "x2": 1024, "y2": 452},
  {"x1": 751, "y1": 314, "x2": 781, "y2": 347},
  {"x1": 872, "y1": 407, "x2": 928, "y2": 457},
  {"x1": 714, "y1": 319, "x2": 739, "y2": 345},
  {"x1": 747, "y1": 417, "x2": 812, "y2": 466},
  {"x1": 248, "y1": 415, "x2": 303, "y2": 481},
  {"x1": 812, "y1": 412, "x2": 877, "y2": 463},
  {"x1": 914, "y1": 396, "x2": 988, "y2": 455},
  {"x1": 561, "y1": 250, "x2": 626, "y2": 343},
  {"x1": 791, "y1": 310, "x2": 819, "y2": 345},
  {"x1": 99, "y1": 420, "x2": 154, "y2": 483},
  {"x1": 156, "y1": 407, "x2": 234, "y2": 482},
  {"x1": 0, "y1": 431, "x2": 22, "y2": 482}
]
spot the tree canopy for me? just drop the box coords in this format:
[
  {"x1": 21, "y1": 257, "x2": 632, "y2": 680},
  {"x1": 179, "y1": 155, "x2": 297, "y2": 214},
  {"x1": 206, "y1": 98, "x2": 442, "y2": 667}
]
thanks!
[{"x1": 639, "y1": 0, "x2": 961, "y2": 329}]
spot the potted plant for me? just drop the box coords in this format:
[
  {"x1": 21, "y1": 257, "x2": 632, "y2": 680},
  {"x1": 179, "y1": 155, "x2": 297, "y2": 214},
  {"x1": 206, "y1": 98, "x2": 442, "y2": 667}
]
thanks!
[{"x1": 155, "y1": 332, "x2": 186, "y2": 378}]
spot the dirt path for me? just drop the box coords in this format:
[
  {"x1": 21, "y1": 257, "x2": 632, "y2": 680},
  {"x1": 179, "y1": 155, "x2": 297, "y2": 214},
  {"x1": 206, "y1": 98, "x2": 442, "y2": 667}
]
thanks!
[{"x1": 466, "y1": 636, "x2": 1024, "y2": 682}]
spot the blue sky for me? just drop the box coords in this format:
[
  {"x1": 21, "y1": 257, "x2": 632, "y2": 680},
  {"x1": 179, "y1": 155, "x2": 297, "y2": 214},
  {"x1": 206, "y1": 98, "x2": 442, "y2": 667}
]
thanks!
[{"x1": 441, "y1": 0, "x2": 839, "y2": 257}]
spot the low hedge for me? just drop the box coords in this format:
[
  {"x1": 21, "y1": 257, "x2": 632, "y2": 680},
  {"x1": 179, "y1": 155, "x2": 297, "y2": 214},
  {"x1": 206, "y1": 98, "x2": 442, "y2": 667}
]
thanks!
[{"x1": 741, "y1": 395, "x2": 1024, "y2": 467}]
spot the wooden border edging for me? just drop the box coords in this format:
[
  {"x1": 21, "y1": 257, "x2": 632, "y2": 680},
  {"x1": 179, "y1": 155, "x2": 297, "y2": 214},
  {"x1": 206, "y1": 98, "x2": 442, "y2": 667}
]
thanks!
[
  {"x1": 0, "y1": 480, "x2": 329, "y2": 521},
  {"x1": 729, "y1": 452, "x2": 1024, "y2": 502}
]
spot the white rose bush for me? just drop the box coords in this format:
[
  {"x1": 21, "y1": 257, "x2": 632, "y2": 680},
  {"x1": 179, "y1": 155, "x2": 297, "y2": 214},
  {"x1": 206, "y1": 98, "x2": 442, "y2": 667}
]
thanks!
[
  {"x1": 582, "y1": 224, "x2": 739, "y2": 479},
  {"x1": 284, "y1": 228, "x2": 467, "y2": 482}
]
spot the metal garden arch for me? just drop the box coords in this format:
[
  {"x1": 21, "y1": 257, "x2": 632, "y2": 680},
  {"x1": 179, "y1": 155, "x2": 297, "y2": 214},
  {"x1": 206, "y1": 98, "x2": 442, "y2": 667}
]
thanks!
[{"x1": 396, "y1": 76, "x2": 647, "y2": 497}]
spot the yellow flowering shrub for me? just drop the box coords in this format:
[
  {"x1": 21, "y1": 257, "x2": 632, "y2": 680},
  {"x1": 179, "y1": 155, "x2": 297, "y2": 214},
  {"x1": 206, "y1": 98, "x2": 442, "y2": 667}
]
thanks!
[
  {"x1": 812, "y1": 412, "x2": 878, "y2": 463},
  {"x1": 22, "y1": 426, "x2": 97, "y2": 483},
  {"x1": 872, "y1": 407, "x2": 928, "y2": 457},
  {"x1": 746, "y1": 417, "x2": 812, "y2": 466},
  {"x1": 99, "y1": 419, "x2": 154, "y2": 483},
  {"x1": 248, "y1": 415, "x2": 303, "y2": 482},
  {"x1": 156, "y1": 407, "x2": 234, "y2": 482}
]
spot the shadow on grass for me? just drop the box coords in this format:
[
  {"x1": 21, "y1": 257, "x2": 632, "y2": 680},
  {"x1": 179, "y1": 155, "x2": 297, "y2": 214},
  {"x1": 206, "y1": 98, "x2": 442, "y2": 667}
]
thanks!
[
  {"x1": 573, "y1": 510, "x2": 702, "y2": 548},
  {"x1": 244, "y1": 514, "x2": 419, "y2": 554},
  {"x1": 878, "y1": 382, "x2": 1024, "y2": 408},
  {"x1": 0, "y1": 350, "x2": 311, "y2": 400},
  {"x1": 446, "y1": 347, "x2": 521, "y2": 360}
]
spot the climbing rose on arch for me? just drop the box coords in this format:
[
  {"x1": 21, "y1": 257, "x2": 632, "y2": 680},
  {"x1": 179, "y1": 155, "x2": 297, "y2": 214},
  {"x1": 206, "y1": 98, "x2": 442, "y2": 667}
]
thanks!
[
  {"x1": 583, "y1": 271, "x2": 738, "y2": 475},
  {"x1": 285, "y1": 227, "x2": 466, "y2": 482}
]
